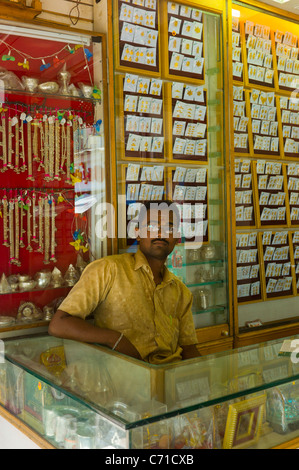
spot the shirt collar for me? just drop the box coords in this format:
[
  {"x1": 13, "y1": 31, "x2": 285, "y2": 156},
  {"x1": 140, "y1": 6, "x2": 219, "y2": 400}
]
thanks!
[{"x1": 134, "y1": 248, "x2": 176, "y2": 285}]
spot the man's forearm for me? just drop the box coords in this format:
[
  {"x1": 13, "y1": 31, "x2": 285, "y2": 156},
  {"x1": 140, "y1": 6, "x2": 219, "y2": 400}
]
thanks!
[
  {"x1": 48, "y1": 309, "x2": 119, "y2": 348},
  {"x1": 48, "y1": 309, "x2": 142, "y2": 360}
]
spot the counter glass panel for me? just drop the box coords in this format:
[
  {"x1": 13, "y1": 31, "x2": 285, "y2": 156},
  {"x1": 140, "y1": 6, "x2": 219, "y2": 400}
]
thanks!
[{"x1": 1, "y1": 334, "x2": 298, "y2": 448}]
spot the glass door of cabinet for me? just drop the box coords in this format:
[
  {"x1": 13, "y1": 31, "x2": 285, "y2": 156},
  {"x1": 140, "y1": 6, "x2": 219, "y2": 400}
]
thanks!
[
  {"x1": 111, "y1": 0, "x2": 231, "y2": 345},
  {"x1": 0, "y1": 24, "x2": 107, "y2": 334}
]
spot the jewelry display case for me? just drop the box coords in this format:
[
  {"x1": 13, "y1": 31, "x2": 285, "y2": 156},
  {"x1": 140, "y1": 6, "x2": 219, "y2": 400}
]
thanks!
[
  {"x1": 0, "y1": 24, "x2": 107, "y2": 337},
  {"x1": 0, "y1": 334, "x2": 298, "y2": 449},
  {"x1": 230, "y1": 1, "x2": 299, "y2": 345},
  {"x1": 110, "y1": 0, "x2": 232, "y2": 350}
]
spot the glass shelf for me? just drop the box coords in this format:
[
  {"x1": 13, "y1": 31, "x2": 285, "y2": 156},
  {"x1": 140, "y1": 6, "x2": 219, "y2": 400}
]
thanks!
[
  {"x1": 187, "y1": 280, "x2": 225, "y2": 288},
  {"x1": 3, "y1": 87, "x2": 101, "y2": 104},
  {"x1": 167, "y1": 259, "x2": 224, "y2": 267},
  {"x1": 0, "y1": 285, "x2": 71, "y2": 296},
  {"x1": 192, "y1": 304, "x2": 226, "y2": 315}
]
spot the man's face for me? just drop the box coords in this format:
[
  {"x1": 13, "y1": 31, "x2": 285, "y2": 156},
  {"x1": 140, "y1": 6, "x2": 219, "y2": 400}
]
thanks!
[{"x1": 137, "y1": 208, "x2": 180, "y2": 261}]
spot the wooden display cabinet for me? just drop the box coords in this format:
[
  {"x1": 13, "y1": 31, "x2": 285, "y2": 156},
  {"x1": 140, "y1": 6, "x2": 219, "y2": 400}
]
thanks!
[
  {"x1": 229, "y1": 0, "x2": 299, "y2": 348},
  {"x1": 108, "y1": 0, "x2": 233, "y2": 354}
]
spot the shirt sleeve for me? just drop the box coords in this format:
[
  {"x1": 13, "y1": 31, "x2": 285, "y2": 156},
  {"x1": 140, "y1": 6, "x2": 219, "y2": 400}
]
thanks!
[
  {"x1": 177, "y1": 284, "x2": 198, "y2": 346},
  {"x1": 58, "y1": 258, "x2": 115, "y2": 319}
]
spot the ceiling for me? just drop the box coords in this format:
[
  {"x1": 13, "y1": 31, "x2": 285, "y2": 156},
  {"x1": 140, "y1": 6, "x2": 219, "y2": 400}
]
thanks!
[{"x1": 257, "y1": 0, "x2": 299, "y2": 15}]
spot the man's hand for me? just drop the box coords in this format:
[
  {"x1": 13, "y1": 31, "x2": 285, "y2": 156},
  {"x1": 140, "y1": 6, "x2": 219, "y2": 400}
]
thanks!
[
  {"x1": 181, "y1": 344, "x2": 201, "y2": 360},
  {"x1": 113, "y1": 333, "x2": 142, "y2": 360}
]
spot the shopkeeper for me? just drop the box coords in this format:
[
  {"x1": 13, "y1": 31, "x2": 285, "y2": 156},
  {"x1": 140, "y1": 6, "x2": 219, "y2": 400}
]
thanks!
[{"x1": 48, "y1": 201, "x2": 200, "y2": 364}]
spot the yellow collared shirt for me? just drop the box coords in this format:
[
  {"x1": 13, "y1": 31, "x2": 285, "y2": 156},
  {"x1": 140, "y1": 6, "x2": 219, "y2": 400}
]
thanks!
[{"x1": 59, "y1": 248, "x2": 197, "y2": 364}]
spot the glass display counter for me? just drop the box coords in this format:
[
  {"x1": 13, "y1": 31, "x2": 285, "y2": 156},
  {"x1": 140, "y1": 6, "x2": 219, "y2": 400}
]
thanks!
[{"x1": 0, "y1": 334, "x2": 299, "y2": 449}]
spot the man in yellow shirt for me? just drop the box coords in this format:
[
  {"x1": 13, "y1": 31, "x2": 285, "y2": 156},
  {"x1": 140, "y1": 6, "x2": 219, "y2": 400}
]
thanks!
[{"x1": 48, "y1": 201, "x2": 199, "y2": 364}]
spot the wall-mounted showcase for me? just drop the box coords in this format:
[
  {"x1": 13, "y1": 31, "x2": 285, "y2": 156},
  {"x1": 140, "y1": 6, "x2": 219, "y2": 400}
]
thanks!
[
  {"x1": 230, "y1": 1, "x2": 299, "y2": 346},
  {"x1": 111, "y1": 0, "x2": 232, "y2": 351},
  {"x1": 0, "y1": 24, "x2": 108, "y2": 337}
]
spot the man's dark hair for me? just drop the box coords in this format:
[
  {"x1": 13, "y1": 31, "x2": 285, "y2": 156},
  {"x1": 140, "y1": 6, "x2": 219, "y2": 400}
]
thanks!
[{"x1": 138, "y1": 200, "x2": 181, "y2": 229}]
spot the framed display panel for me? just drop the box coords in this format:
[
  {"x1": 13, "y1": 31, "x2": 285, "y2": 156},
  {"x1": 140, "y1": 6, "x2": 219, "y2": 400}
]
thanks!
[
  {"x1": 234, "y1": 158, "x2": 257, "y2": 228},
  {"x1": 118, "y1": 162, "x2": 166, "y2": 248},
  {"x1": 161, "y1": 1, "x2": 205, "y2": 83},
  {"x1": 253, "y1": 160, "x2": 289, "y2": 229},
  {"x1": 232, "y1": 14, "x2": 244, "y2": 85},
  {"x1": 168, "y1": 166, "x2": 209, "y2": 243},
  {"x1": 233, "y1": 88, "x2": 253, "y2": 155},
  {"x1": 242, "y1": 20, "x2": 275, "y2": 91},
  {"x1": 165, "y1": 82, "x2": 208, "y2": 164},
  {"x1": 279, "y1": 96, "x2": 299, "y2": 160},
  {"x1": 259, "y1": 230, "x2": 296, "y2": 301},
  {"x1": 112, "y1": 0, "x2": 161, "y2": 76},
  {"x1": 286, "y1": 163, "x2": 299, "y2": 227},
  {"x1": 115, "y1": 73, "x2": 166, "y2": 162},
  {"x1": 231, "y1": 2, "x2": 299, "y2": 95},
  {"x1": 290, "y1": 231, "x2": 299, "y2": 294},
  {"x1": 236, "y1": 231, "x2": 263, "y2": 304},
  {"x1": 249, "y1": 90, "x2": 282, "y2": 159},
  {"x1": 274, "y1": 29, "x2": 299, "y2": 94},
  {"x1": 166, "y1": 163, "x2": 229, "y2": 328},
  {"x1": 0, "y1": 27, "x2": 107, "y2": 332}
]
